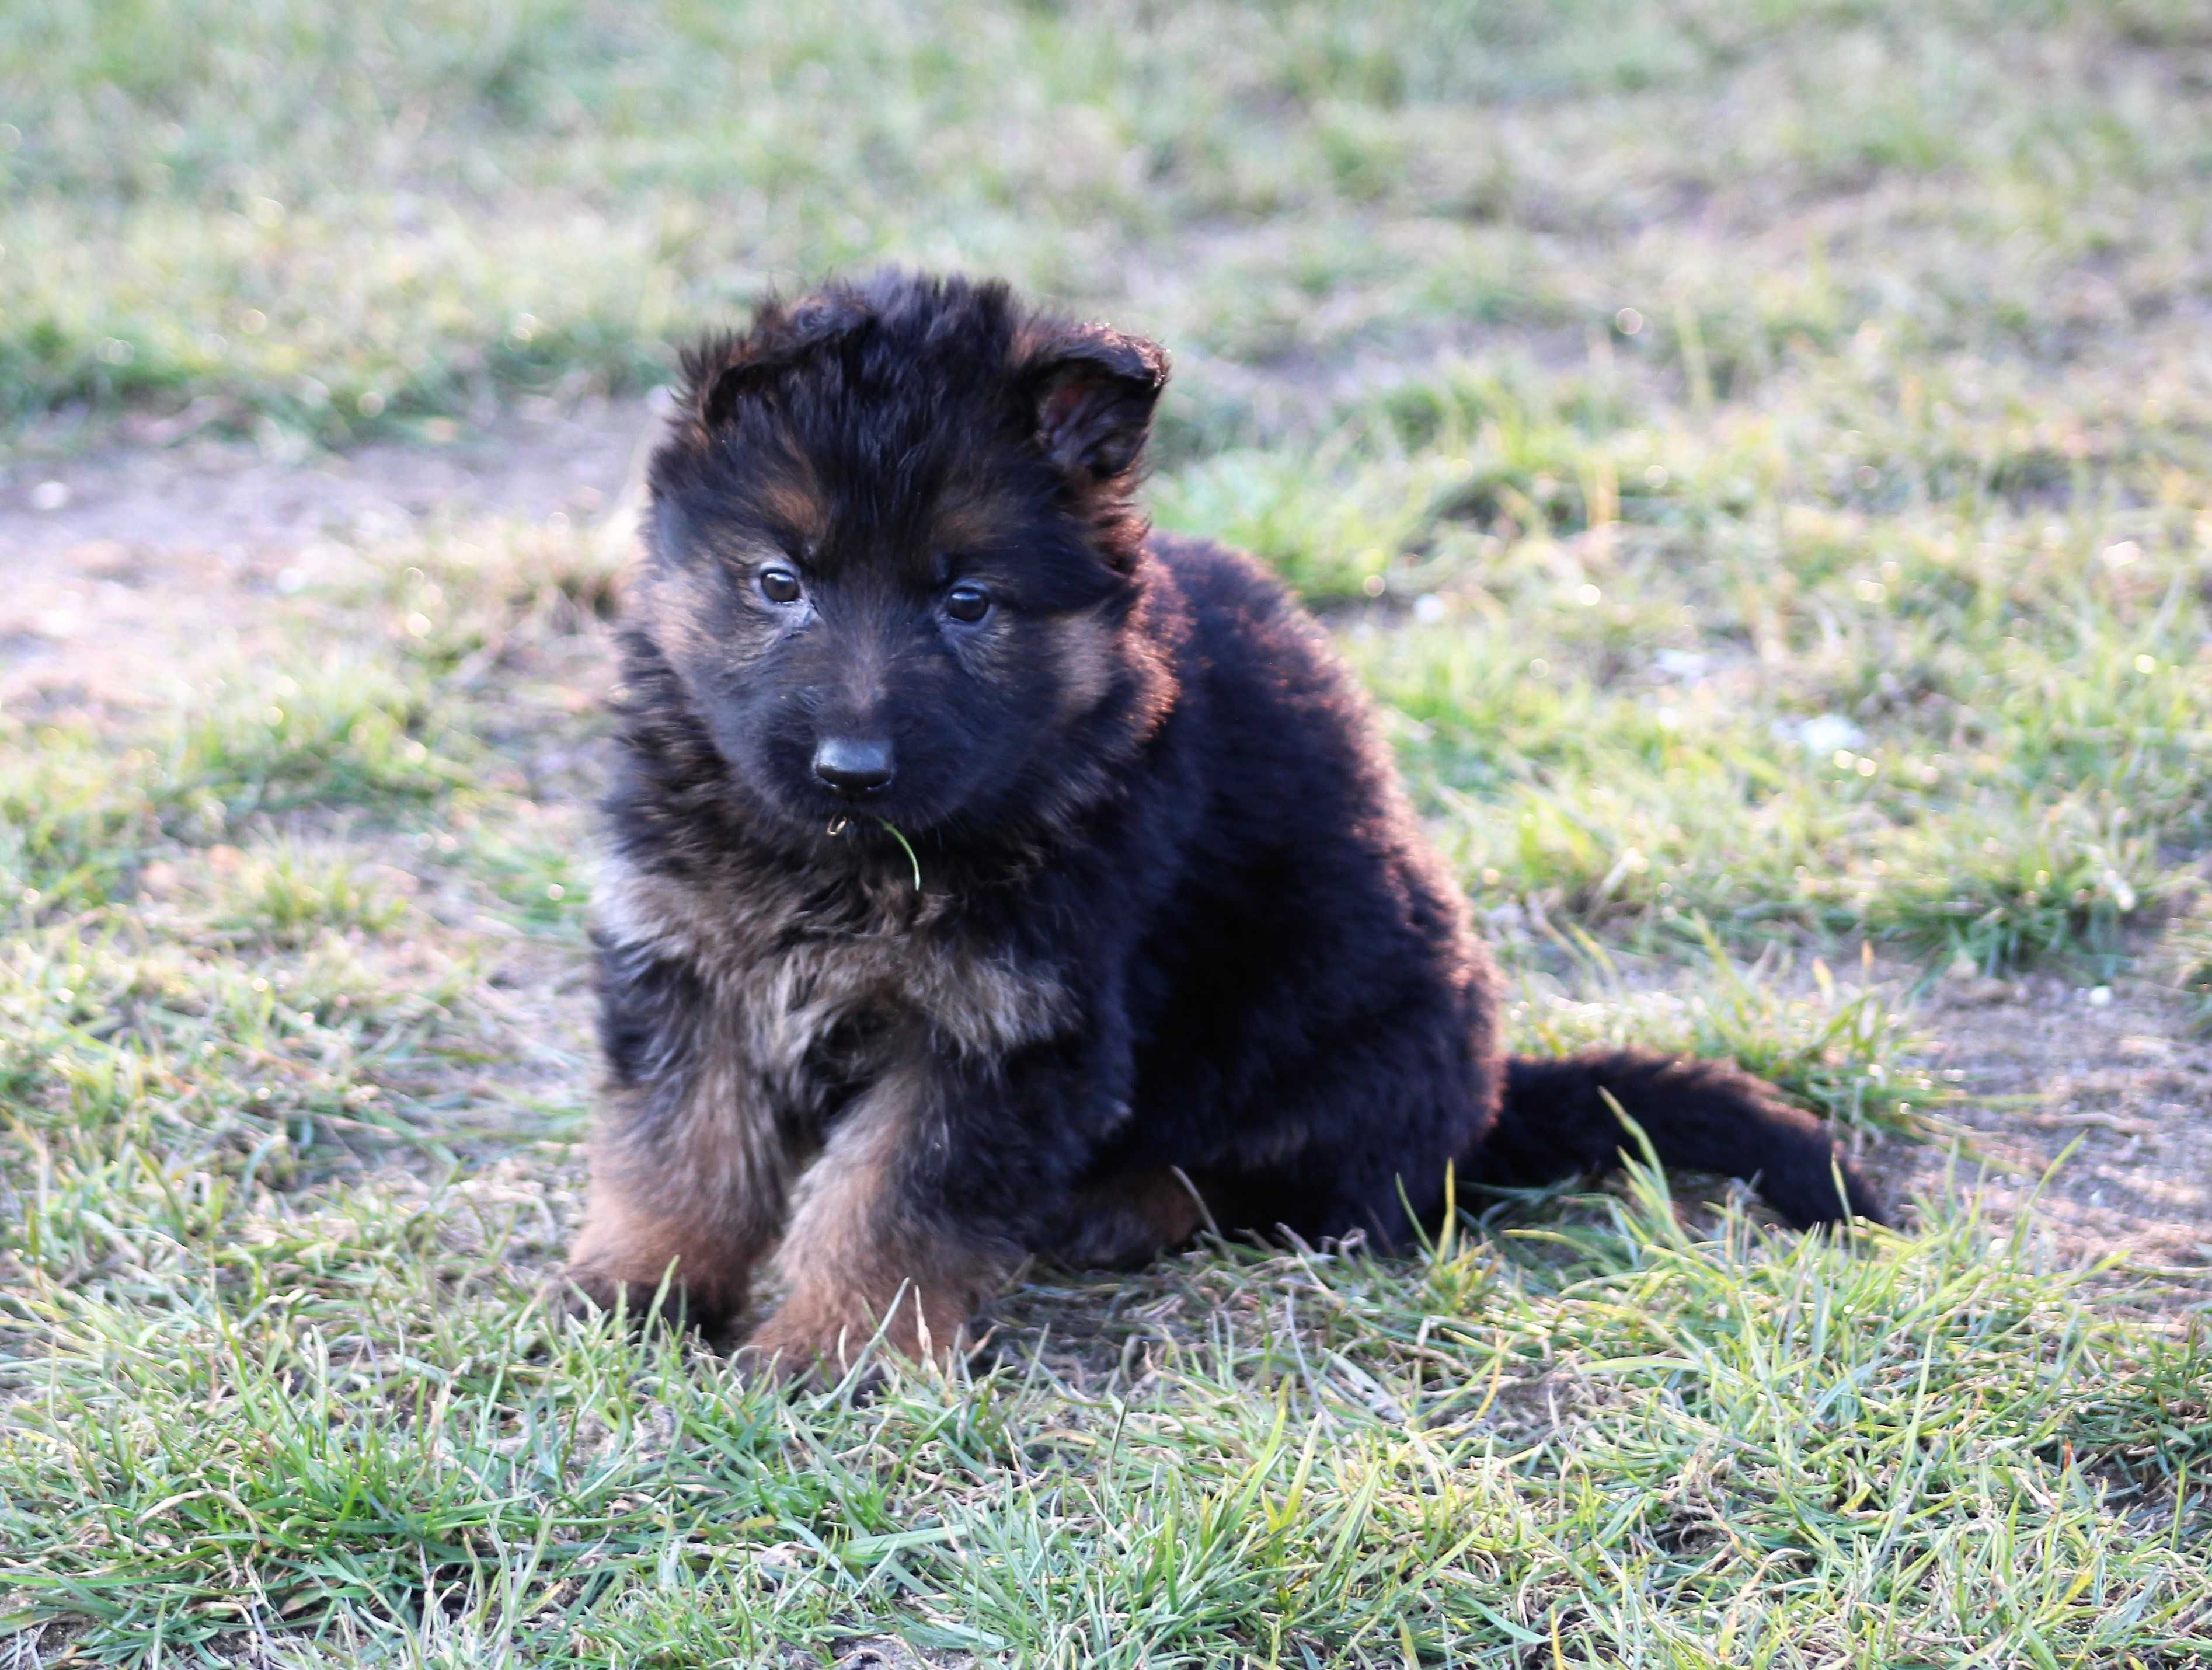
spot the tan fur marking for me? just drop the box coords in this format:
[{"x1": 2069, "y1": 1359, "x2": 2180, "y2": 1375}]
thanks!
[
  {"x1": 567, "y1": 1162, "x2": 767, "y2": 1330},
  {"x1": 597, "y1": 859, "x2": 1072, "y2": 1061},
  {"x1": 931, "y1": 482, "x2": 1018, "y2": 553},
  {"x1": 630, "y1": 564, "x2": 736, "y2": 668},
  {"x1": 569, "y1": 890, "x2": 811, "y2": 1333},
  {"x1": 754, "y1": 470, "x2": 828, "y2": 544},
  {"x1": 567, "y1": 1024, "x2": 798, "y2": 1326},
  {"x1": 744, "y1": 1065, "x2": 1011, "y2": 1379},
  {"x1": 1048, "y1": 605, "x2": 1119, "y2": 721},
  {"x1": 576, "y1": 855, "x2": 1066, "y2": 1368}
]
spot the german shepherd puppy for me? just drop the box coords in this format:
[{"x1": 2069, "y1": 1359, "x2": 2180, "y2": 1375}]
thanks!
[{"x1": 567, "y1": 271, "x2": 1883, "y2": 1378}]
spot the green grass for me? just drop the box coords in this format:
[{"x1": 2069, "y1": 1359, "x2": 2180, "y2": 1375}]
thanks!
[
  {"x1": 6, "y1": 1158, "x2": 2208, "y2": 1664},
  {"x1": 203, "y1": 841, "x2": 412, "y2": 946},
  {"x1": 5, "y1": 1, "x2": 2212, "y2": 1664},
  {"x1": 6, "y1": 1, "x2": 2211, "y2": 449}
]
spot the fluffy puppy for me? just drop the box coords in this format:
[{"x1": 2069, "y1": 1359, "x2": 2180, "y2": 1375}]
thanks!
[{"x1": 566, "y1": 270, "x2": 1882, "y2": 1376}]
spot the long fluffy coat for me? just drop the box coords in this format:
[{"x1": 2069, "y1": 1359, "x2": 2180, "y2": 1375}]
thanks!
[{"x1": 565, "y1": 271, "x2": 1882, "y2": 1375}]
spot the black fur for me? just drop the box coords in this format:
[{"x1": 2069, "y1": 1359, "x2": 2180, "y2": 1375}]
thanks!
[
  {"x1": 573, "y1": 271, "x2": 1882, "y2": 1360},
  {"x1": 1484, "y1": 1054, "x2": 1884, "y2": 1228}
]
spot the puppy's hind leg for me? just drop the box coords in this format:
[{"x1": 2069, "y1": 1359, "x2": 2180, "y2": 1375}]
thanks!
[{"x1": 1053, "y1": 1167, "x2": 1210, "y2": 1270}]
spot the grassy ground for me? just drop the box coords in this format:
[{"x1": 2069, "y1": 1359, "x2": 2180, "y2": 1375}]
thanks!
[{"x1": 4, "y1": 1, "x2": 2212, "y2": 1664}]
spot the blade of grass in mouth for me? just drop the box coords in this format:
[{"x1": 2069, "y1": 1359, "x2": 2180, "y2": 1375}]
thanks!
[{"x1": 877, "y1": 818, "x2": 922, "y2": 890}]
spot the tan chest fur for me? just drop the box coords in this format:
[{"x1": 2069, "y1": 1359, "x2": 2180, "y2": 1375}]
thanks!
[{"x1": 593, "y1": 855, "x2": 1072, "y2": 1107}]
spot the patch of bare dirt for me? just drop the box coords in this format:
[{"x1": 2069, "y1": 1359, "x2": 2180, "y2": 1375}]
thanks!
[
  {"x1": 1899, "y1": 970, "x2": 2212, "y2": 1285},
  {"x1": 0, "y1": 398, "x2": 656, "y2": 714},
  {"x1": 2, "y1": 399, "x2": 653, "y2": 559}
]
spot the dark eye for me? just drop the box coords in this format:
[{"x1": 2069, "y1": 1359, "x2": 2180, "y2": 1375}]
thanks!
[
  {"x1": 943, "y1": 581, "x2": 991, "y2": 624},
  {"x1": 758, "y1": 567, "x2": 803, "y2": 605}
]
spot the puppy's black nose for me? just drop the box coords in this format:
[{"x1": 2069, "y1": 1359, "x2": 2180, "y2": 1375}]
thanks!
[{"x1": 812, "y1": 736, "x2": 895, "y2": 799}]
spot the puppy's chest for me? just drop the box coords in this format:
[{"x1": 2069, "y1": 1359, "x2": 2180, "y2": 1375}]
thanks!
[{"x1": 598, "y1": 860, "x2": 1070, "y2": 1090}]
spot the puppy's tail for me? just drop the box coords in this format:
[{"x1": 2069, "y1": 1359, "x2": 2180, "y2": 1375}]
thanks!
[{"x1": 1466, "y1": 1051, "x2": 1885, "y2": 1229}]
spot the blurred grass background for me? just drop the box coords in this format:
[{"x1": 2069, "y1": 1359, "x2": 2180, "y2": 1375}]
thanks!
[{"x1": 4, "y1": 0, "x2": 2207, "y2": 440}]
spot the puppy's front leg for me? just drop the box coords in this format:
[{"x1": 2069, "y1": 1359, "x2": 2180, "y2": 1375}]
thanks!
[
  {"x1": 743, "y1": 1019, "x2": 1132, "y2": 1383},
  {"x1": 566, "y1": 937, "x2": 793, "y2": 1338},
  {"x1": 742, "y1": 1058, "x2": 1016, "y2": 1382}
]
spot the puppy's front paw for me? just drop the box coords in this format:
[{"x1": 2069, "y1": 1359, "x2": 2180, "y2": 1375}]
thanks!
[
  {"x1": 733, "y1": 1313, "x2": 876, "y2": 1391},
  {"x1": 558, "y1": 1264, "x2": 618, "y2": 1320},
  {"x1": 737, "y1": 1286, "x2": 973, "y2": 1392},
  {"x1": 558, "y1": 1263, "x2": 743, "y2": 1344}
]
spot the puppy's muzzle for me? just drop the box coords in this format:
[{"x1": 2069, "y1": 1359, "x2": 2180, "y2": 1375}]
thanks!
[{"x1": 812, "y1": 736, "x2": 896, "y2": 800}]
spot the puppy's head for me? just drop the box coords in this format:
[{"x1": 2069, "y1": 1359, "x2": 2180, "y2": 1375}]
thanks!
[{"x1": 633, "y1": 271, "x2": 1174, "y2": 844}]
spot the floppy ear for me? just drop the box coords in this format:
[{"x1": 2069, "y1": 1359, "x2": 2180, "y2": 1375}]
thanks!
[
  {"x1": 679, "y1": 294, "x2": 873, "y2": 433},
  {"x1": 1022, "y1": 325, "x2": 1170, "y2": 482}
]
